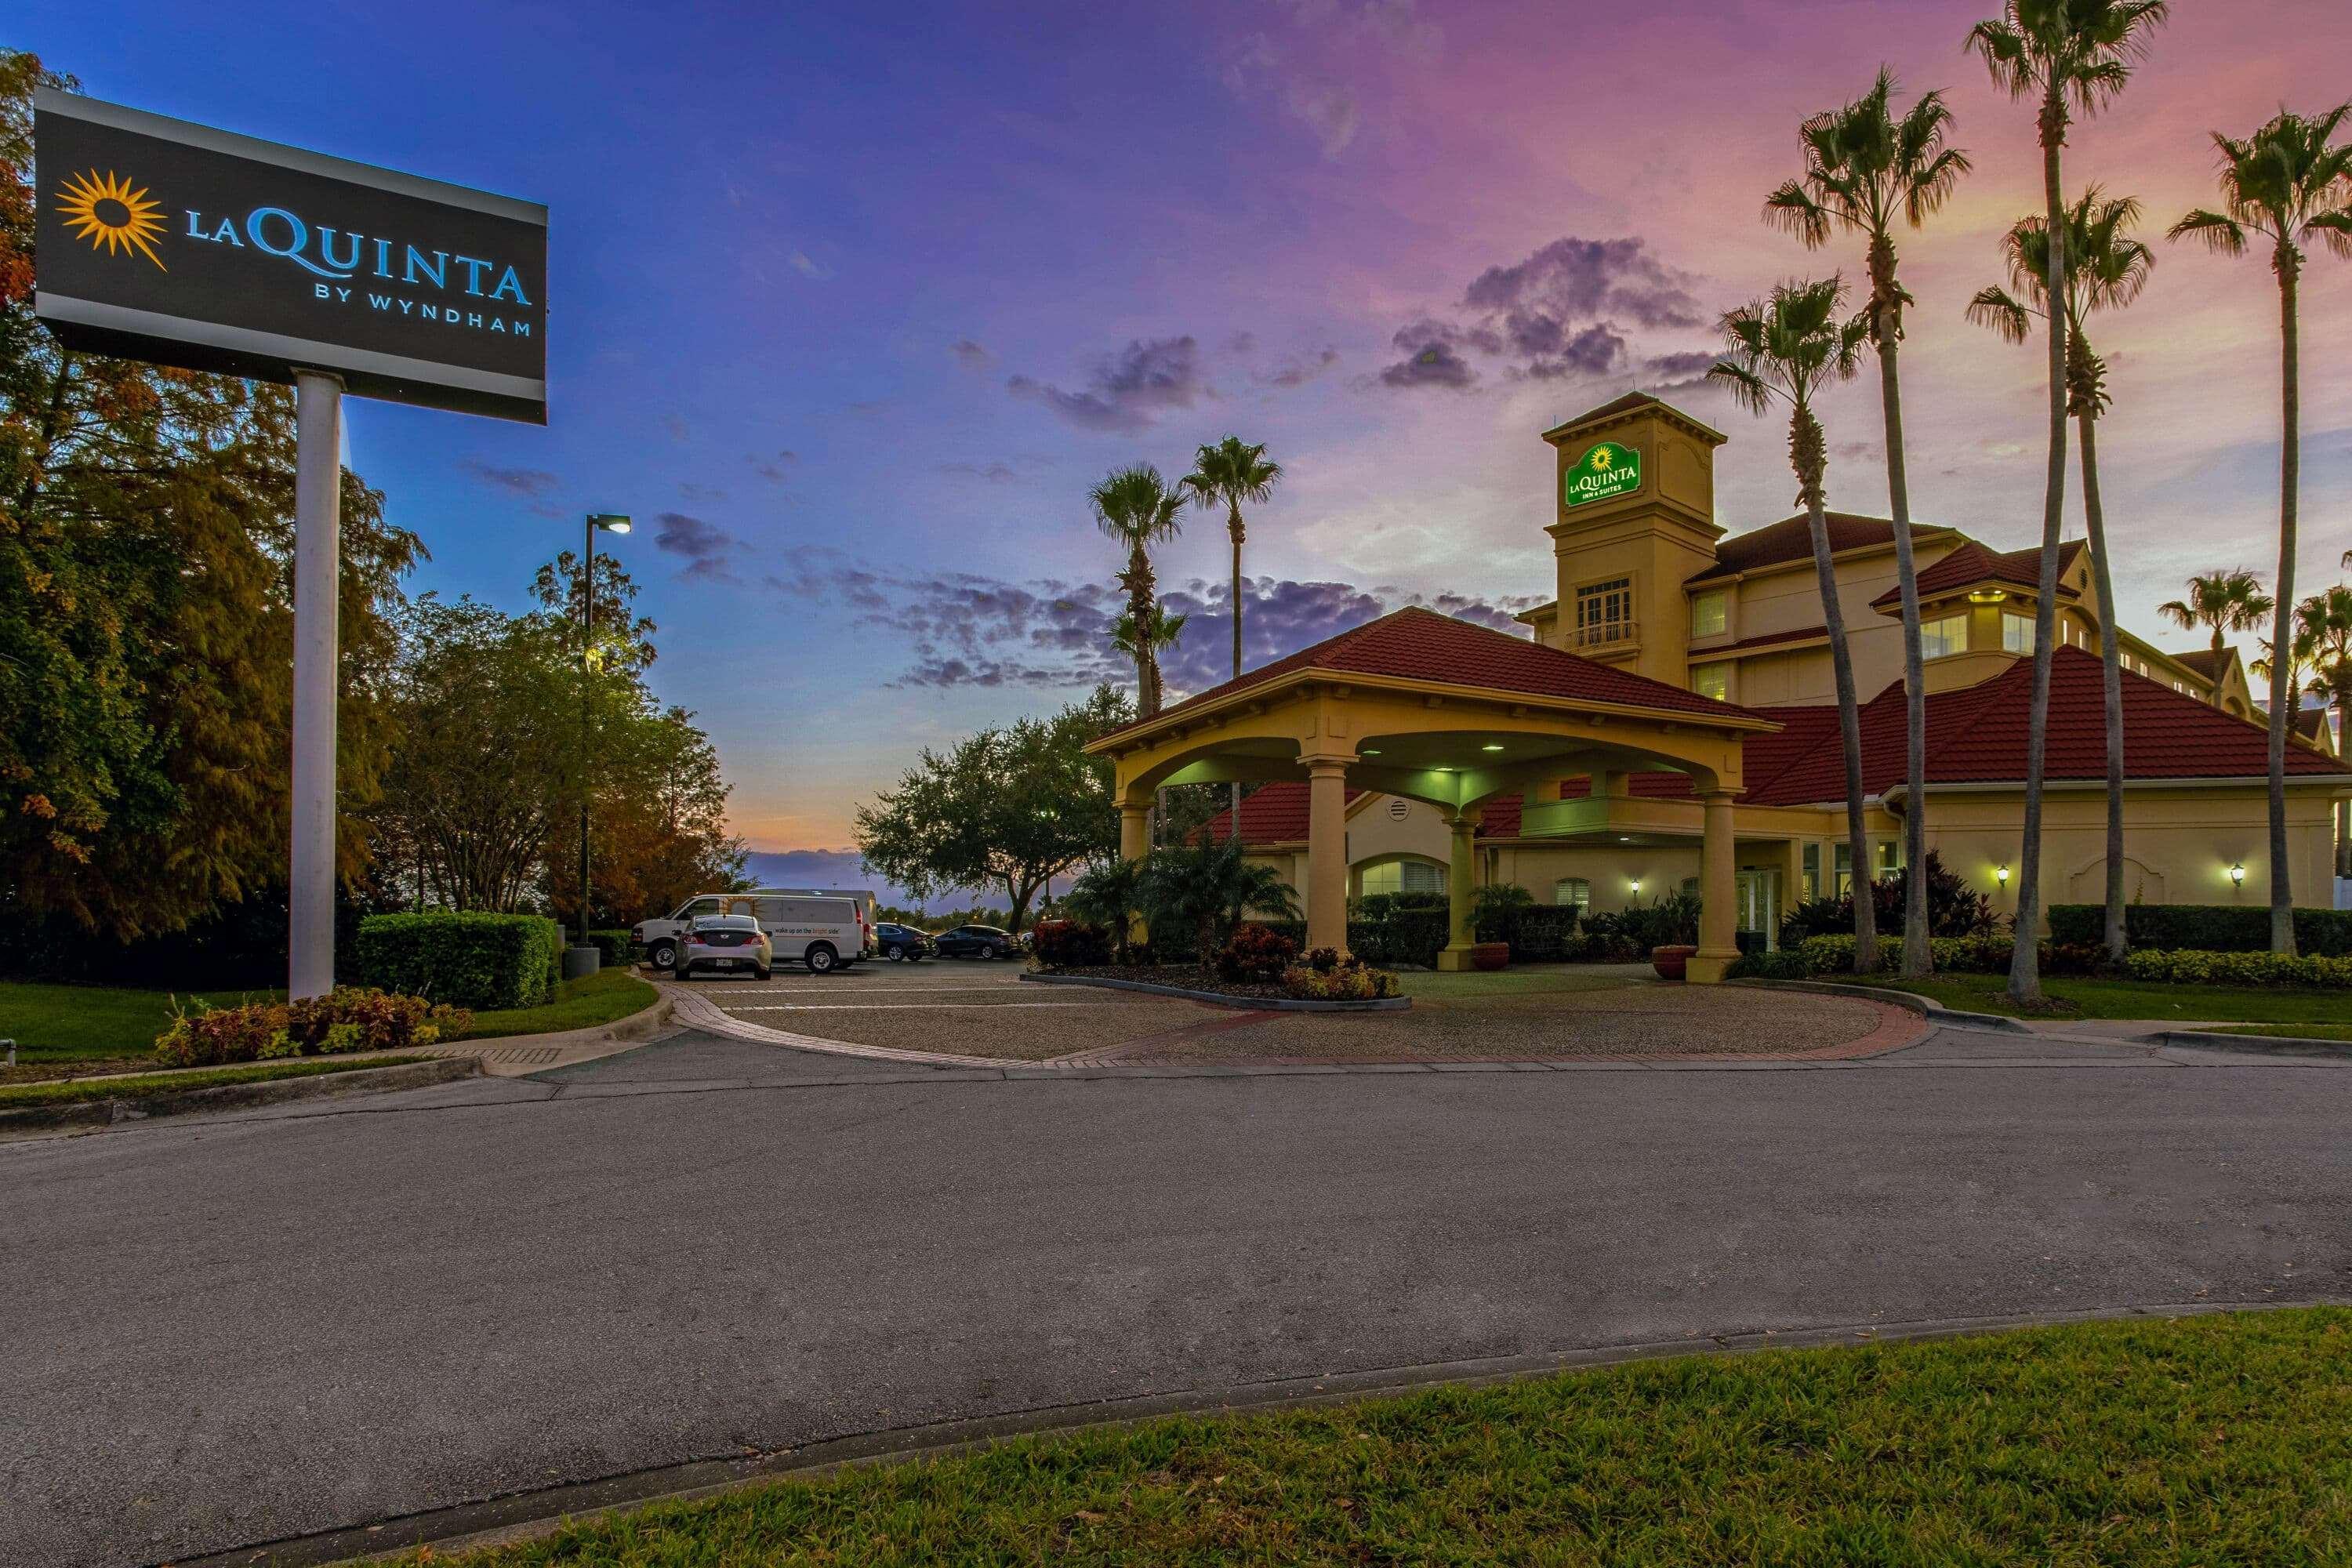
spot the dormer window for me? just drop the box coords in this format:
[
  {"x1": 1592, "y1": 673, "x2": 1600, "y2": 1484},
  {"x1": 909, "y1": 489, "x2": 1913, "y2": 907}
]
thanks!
[
  {"x1": 2002, "y1": 612, "x2": 2037, "y2": 654},
  {"x1": 1922, "y1": 613, "x2": 1969, "y2": 659},
  {"x1": 1689, "y1": 590, "x2": 1727, "y2": 638}
]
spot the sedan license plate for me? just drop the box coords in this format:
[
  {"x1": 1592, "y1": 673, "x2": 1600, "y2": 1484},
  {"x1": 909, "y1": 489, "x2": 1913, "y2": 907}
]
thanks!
[{"x1": 714, "y1": 957, "x2": 739, "y2": 967}]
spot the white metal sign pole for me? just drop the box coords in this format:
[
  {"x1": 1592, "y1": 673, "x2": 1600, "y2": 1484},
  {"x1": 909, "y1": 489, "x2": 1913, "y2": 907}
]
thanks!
[{"x1": 289, "y1": 369, "x2": 345, "y2": 1000}]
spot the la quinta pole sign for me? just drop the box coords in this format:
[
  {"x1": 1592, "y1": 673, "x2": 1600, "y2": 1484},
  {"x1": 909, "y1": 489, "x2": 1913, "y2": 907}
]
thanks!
[
  {"x1": 34, "y1": 89, "x2": 549, "y2": 996},
  {"x1": 1564, "y1": 440, "x2": 1640, "y2": 508}
]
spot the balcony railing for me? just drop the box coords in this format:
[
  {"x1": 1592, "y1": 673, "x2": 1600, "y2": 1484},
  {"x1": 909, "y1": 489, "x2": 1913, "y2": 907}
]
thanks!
[{"x1": 1570, "y1": 619, "x2": 1639, "y2": 652}]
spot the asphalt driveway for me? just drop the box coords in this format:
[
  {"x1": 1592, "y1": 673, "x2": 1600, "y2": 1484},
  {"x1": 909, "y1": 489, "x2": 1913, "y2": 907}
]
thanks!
[{"x1": 5, "y1": 1028, "x2": 2350, "y2": 1566}]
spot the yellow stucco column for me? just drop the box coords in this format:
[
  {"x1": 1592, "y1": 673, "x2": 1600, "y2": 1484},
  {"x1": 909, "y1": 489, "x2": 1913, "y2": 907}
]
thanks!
[
  {"x1": 1435, "y1": 809, "x2": 1478, "y2": 971},
  {"x1": 1119, "y1": 800, "x2": 1150, "y2": 947},
  {"x1": 1688, "y1": 789, "x2": 1739, "y2": 984},
  {"x1": 1305, "y1": 757, "x2": 1350, "y2": 954}
]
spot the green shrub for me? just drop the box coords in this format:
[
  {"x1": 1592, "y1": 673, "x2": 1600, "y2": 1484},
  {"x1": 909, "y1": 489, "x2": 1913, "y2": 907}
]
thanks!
[
  {"x1": 1794, "y1": 932, "x2": 2016, "y2": 977},
  {"x1": 354, "y1": 913, "x2": 565, "y2": 1009},
  {"x1": 1281, "y1": 953, "x2": 1399, "y2": 1000},
  {"x1": 1033, "y1": 921, "x2": 1112, "y2": 968},
  {"x1": 155, "y1": 987, "x2": 470, "y2": 1068},
  {"x1": 2123, "y1": 948, "x2": 2352, "y2": 988},
  {"x1": 1486, "y1": 902, "x2": 1582, "y2": 962},
  {"x1": 583, "y1": 928, "x2": 637, "y2": 965},
  {"x1": 1730, "y1": 949, "x2": 1813, "y2": 981},
  {"x1": 2048, "y1": 904, "x2": 2352, "y2": 956},
  {"x1": 1347, "y1": 908, "x2": 1450, "y2": 968}
]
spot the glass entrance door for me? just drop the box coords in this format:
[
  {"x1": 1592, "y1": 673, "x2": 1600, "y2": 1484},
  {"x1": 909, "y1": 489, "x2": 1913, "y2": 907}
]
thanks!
[{"x1": 1736, "y1": 869, "x2": 1781, "y2": 951}]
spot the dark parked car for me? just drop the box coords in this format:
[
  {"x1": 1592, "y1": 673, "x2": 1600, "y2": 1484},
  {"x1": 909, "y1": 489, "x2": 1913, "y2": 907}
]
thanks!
[
  {"x1": 873, "y1": 921, "x2": 935, "y2": 962},
  {"x1": 935, "y1": 924, "x2": 1015, "y2": 960}
]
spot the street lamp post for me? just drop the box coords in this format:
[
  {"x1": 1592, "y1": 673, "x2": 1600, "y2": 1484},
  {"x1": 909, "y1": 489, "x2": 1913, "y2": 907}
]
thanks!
[{"x1": 578, "y1": 513, "x2": 632, "y2": 960}]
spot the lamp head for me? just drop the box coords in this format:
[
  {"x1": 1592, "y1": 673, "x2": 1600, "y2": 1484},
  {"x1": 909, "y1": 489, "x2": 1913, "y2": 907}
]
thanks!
[
  {"x1": 1995, "y1": 864, "x2": 2010, "y2": 885},
  {"x1": 2230, "y1": 863, "x2": 2245, "y2": 885},
  {"x1": 588, "y1": 512, "x2": 632, "y2": 535}
]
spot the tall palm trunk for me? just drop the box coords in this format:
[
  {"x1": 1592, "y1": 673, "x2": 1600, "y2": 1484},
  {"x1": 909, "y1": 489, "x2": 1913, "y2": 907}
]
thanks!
[
  {"x1": 1873, "y1": 237, "x2": 1930, "y2": 978},
  {"x1": 1229, "y1": 506, "x2": 1243, "y2": 845},
  {"x1": 1795, "y1": 405, "x2": 1876, "y2": 971},
  {"x1": 2075, "y1": 390, "x2": 2129, "y2": 962},
  {"x1": 2009, "y1": 89, "x2": 2071, "y2": 1006},
  {"x1": 2267, "y1": 253, "x2": 2300, "y2": 952}
]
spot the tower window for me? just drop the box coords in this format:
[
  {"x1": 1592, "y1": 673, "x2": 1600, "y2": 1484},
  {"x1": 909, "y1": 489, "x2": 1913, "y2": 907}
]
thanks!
[
  {"x1": 1575, "y1": 577, "x2": 1635, "y2": 647},
  {"x1": 1689, "y1": 590, "x2": 1727, "y2": 638}
]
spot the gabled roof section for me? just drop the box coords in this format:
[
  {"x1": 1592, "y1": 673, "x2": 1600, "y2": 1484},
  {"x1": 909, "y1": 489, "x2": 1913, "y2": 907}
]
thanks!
[
  {"x1": 1541, "y1": 390, "x2": 1726, "y2": 446},
  {"x1": 1094, "y1": 607, "x2": 1766, "y2": 746},
  {"x1": 2171, "y1": 646, "x2": 2233, "y2": 682},
  {"x1": 1686, "y1": 513, "x2": 1962, "y2": 586},
  {"x1": 1739, "y1": 645, "x2": 2350, "y2": 806},
  {"x1": 1870, "y1": 538, "x2": 2086, "y2": 609}
]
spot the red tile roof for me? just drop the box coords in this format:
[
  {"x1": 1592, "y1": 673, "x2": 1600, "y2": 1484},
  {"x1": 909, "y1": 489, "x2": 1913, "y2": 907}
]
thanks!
[
  {"x1": 2171, "y1": 646, "x2": 2231, "y2": 681},
  {"x1": 1740, "y1": 645, "x2": 2350, "y2": 806},
  {"x1": 1098, "y1": 607, "x2": 1759, "y2": 743},
  {"x1": 1196, "y1": 784, "x2": 1364, "y2": 844},
  {"x1": 1686, "y1": 513, "x2": 1957, "y2": 586},
  {"x1": 1870, "y1": 538, "x2": 2086, "y2": 609}
]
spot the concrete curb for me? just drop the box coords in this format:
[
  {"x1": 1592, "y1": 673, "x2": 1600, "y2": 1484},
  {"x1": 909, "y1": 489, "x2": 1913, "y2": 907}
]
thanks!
[
  {"x1": 2144, "y1": 1028, "x2": 2352, "y2": 1058},
  {"x1": 450, "y1": 993, "x2": 676, "y2": 1054},
  {"x1": 658, "y1": 984, "x2": 1014, "y2": 1069},
  {"x1": 1732, "y1": 977, "x2": 2033, "y2": 1034},
  {"x1": 0, "y1": 1056, "x2": 481, "y2": 1142},
  {"x1": 1020, "y1": 971, "x2": 1412, "y2": 1012},
  {"x1": 184, "y1": 1295, "x2": 2351, "y2": 1568}
]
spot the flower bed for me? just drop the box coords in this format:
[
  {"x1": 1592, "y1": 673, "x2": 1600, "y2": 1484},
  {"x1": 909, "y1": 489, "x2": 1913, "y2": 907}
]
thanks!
[{"x1": 154, "y1": 987, "x2": 472, "y2": 1068}]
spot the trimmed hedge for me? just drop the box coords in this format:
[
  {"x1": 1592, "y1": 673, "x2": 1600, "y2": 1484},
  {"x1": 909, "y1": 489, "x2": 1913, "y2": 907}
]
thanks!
[
  {"x1": 583, "y1": 928, "x2": 637, "y2": 966},
  {"x1": 2047, "y1": 904, "x2": 2352, "y2": 957},
  {"x1": 355, "y1": 913, "x2": 566, "y2": 1010},
  {"x1": 2124, "y1": 949, "x2": 2352, "y2": 988}
]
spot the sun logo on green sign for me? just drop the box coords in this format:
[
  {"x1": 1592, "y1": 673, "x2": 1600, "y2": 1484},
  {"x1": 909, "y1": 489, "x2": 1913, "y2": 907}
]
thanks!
[
  {"x1": 1589, "y1": 448, "x2": 1613, "y2": 471},
  {"x1": 56, "y1": 168, "x2": 168, "y2": 271}
]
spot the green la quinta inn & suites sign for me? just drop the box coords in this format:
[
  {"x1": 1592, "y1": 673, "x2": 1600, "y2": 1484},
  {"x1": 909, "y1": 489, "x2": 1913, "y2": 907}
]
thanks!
[{"x1": 1564, "y1": 441, "x2": 1641, "y2": 507}]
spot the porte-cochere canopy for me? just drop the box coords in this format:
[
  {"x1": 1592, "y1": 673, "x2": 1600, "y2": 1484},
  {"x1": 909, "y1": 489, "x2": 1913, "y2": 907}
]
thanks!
[{"x1": 1087, "y1": 608, "x2": 1783, "y2": 982}]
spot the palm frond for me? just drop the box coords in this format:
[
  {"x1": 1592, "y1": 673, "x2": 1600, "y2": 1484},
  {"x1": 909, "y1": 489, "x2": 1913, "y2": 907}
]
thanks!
[
  {"x1": 1965, "y1": 285, "x2": 2036, "y2": 343},
  {"x1": 2167, "y1": 208, "x2": 2246, "y2": 256}
]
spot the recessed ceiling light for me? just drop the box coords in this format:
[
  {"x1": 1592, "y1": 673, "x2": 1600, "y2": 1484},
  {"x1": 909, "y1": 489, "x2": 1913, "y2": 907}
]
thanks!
[
  {"x1": 1481, "y1": 743, "x2": 1505, "y2": 752},
  {"x1": 1361, "y1": 748, "x2": 1382, "y2": 755}
]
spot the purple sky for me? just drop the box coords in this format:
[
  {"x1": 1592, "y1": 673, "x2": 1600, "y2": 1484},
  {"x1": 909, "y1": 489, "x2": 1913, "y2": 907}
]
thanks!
[{"x1": 28, "y1": 0, "x2": 2352, "y2": 849}]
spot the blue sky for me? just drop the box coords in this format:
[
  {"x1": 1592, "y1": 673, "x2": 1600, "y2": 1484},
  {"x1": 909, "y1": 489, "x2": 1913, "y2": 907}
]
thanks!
[{"x1": 24, "y1": 0, "x2": 2352, "y2": 851}]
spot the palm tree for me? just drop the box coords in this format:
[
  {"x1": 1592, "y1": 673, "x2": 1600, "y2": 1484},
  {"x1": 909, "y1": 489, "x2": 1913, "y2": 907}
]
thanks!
[
  {"x1": 2169, "y1": 103, "x2": 2352, "y2": 953},
  {"x1": 1089, "y1": 464, "x2": 1185, "y2": 717},
  {"x1": 2158, "y1": 569, "x2": 2275, "y2": 658},
  {"x1": 1181, "y1": 437, "x2": 1284, "y2": 844},
  {"x1": 1711, "y1": 278, "x2": 1878, "y2": 972},
  {"x1": 1766, "y1": 68, "x2": 1969, "y2": 981},
  {"x1": 2288, "y1": 585, "x2": 2352, "y2": 877},
  {"x1": 1109, "y1": 604, "x2": 1188, "y2": 708},
  {"x1": 1063, "y1": 855, "x2": 1147, "y2": 964},
  {"x1": 1965, "y1": 0, "x2": 2169, "y2": 1004},
  {"x1": 1966, "y1": 188, "x2": 2152, "y2": 964},
  {"x1": 1136, "y1": 840, "x2": 1301, "y2": 971}
]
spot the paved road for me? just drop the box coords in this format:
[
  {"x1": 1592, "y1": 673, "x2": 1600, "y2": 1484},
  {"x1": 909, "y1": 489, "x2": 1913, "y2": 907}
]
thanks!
[{"x1": 6, "y1": 1027, "x2": 2350, "y2": 1566}]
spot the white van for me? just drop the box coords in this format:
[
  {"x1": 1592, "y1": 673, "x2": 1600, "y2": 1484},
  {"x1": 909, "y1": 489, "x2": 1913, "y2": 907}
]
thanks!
[{"x1": 635, "y1": 889, "x2": 873, "y2": 973}]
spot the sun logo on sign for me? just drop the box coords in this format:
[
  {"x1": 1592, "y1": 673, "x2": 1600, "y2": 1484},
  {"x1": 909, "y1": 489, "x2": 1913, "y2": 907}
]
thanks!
[
  {"x1": 1589, "y1": 448, "x2": 1613, "y2": 472},
  {"x1": 56, "y1": 169, "x2": 169, "y2": 271}
]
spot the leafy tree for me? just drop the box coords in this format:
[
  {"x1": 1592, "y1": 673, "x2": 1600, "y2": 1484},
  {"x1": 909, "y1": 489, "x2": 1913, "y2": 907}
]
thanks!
[
  {"x1": 2169, "y1": 103, "x2": 2352, "y2": 953},
  {"x1": 1968, "y1": 187, "x2": 2154, "y2": 963},
  {"x1": 1089, "y1": 465, "x2": 1183, "y2": 716},
  {"x1": 1710, "y1": 278, "x2": 1878, "y2": 974},
  {"x1": 1134, "y1": 839, "x2": 1300, "y2": 971},
  {"x1": 1, "y1": 50, "x2": 422, "y2": 940},
  {"x1": 1967, "y1": 0, "x2": 2169, "y2": 1001},
  {"x1": 854, "y1": 685, "x2": 1131, "y2": 933},
  {"x1": 2158, "y1": 569, "x2": 2274, "y2": 656},
  {"x1": 1181, "y1": 436, "x2": 1283, "y2": 842},
  {"x1": 1766, "y1": 66, "x2": 1970, "y2": 980}
]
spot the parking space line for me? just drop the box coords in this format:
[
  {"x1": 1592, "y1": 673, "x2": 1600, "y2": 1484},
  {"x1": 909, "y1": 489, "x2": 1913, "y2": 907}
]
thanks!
[{"x1": 718, "y1": 1001, "x2": 1139, "y2": 1011}]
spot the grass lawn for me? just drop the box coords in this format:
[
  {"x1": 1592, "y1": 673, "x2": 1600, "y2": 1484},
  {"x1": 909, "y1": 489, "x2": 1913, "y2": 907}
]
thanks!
[
  {"x1": 0, "y1": 1054, "x2": 426, "y2": 1109},
  {"x1": 1402, "y1": 963, "x2": 1648, "y2": 1001},
  {"x1": 1837, "y1": 970, "x2": 2352, "y2": 1025},
  {"x1": 449, "y1": 968, "x2": 657, "y2": 1040},
  {"x1": 2205, "y1": 1022, "x2": 2352, "y2": 1042},
  {"x1": 0, "y1": 968, "x2": 655, "y2": 1076},
  {"x1": 419, "y1": 1308, "x2": 2352, "y2": 1566}
]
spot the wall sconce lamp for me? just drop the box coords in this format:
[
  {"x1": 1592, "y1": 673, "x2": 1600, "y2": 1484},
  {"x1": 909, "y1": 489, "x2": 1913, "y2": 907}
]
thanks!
[
  {"x1": 1995, "y1": 864, "x2": 2010, "y2": 886},
  {"x1": 2230, "y1": 863, "x2": 2245, "y2": 886},
  {"x1": 1629, "y1": 878, "x2": 1643, "y2": 895}
]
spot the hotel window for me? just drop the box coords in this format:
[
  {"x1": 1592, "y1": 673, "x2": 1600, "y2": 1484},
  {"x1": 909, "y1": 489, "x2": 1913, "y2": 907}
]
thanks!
[
  {"x1": 1554, "y1": 877, "x2": 1592, "y2": 913},
  {"x1": 1922, "y1": 613, "x2": 1969, "y2": 659},
  {"x1": 1689, "y1": 590, "x2": 1727, "y2": 638},
  {"x1": 1575, "y1": 576, "x2": 1635, "y2": 645},
  {"x1": 1359, "y1": 859, "x2": 1444, "y2": 898},
  {"x1": 1691, "y1": 662, "x2": 1730, "y2": 702},
  {"x1": 2003, "y1": 612, "x2": 2036, "y2": 654},
  {"x1": 1834, "y1": 842, "x2": 1854, "y2": 898},
  {"x1": 1877, "y1": 840, "x2": 1903, "y2": 875},
  {"x1": 1803, "y1": 844, "x2": 1821, "y2": 902}
]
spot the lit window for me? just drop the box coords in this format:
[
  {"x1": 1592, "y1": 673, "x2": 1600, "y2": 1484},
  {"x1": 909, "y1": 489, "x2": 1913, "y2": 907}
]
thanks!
[
  {"x1": 1922, "y1": 614, "x2": 1969, "y2": 659},
  {"x1": 1359, "y1": 859, "x2": 1445, "y2": 898},
  {"x1": 1691, "y1": 662, "x2": 1730, "y2": 702},
  {"x1": 1554, "y1": 877, "x2": 1592, "y2": 913},
  {"x1": 1834, "y1": 842, "x2": 1854, "y2": 898},
  {"x1": 2003, "y1": 612, "x2": 2035, "y2": 654},
  {"x1": 1877, "y1": 840, "x2": 1903, "y2": 874},
  {"x1": 1802, "y1": 844, "x2": 1820, "y2": 902},
  {"x1": 1689, "y1": 590, "x2": 1727, "y2": 638}
]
